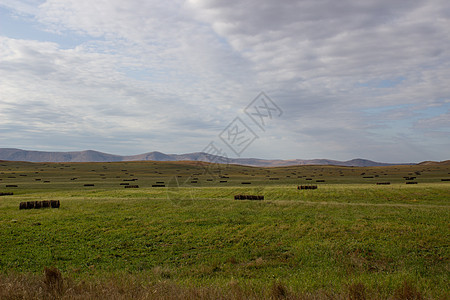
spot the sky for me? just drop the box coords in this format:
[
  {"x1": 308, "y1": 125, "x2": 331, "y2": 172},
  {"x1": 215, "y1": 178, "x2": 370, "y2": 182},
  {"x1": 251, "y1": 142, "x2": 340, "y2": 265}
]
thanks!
[{"x1": 0, "y1": 0, "x2": 449, "y2": 163}]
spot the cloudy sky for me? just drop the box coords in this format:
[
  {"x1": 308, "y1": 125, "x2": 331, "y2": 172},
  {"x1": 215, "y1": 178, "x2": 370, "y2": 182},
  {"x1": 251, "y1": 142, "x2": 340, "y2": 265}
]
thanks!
[{"x1": 0, "y1": 0, "x2": 449, "y2": 162}]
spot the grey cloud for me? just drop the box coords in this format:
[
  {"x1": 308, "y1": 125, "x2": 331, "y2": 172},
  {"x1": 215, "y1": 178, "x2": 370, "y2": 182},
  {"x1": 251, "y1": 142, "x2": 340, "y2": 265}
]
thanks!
[{"x1": 0, "y1": 0, "x2": 449, "y2": 161}]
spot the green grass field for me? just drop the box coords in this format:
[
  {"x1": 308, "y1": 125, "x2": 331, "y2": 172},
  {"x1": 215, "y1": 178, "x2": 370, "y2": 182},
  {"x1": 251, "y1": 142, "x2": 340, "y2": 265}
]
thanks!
[{"x1": 0, "y1": 161, "x2": 449, "y2": 299}]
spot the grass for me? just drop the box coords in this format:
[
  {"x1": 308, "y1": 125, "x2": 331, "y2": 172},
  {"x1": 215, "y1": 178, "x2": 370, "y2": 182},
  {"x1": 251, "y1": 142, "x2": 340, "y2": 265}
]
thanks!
[{"x1": 0, "y1": 160, "x2": 449, "y2": 299}]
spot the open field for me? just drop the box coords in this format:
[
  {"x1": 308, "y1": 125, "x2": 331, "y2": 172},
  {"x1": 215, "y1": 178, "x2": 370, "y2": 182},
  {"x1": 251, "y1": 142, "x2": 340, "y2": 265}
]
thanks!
[{"x1": 0, "y1": 160, "x2": 449, "y2": 299}]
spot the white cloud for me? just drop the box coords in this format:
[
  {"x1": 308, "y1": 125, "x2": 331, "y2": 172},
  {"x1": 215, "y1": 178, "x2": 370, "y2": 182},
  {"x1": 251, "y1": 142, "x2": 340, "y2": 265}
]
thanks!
[{"x1": 0, "y1": 0, "x2": 449, "y2": 161}]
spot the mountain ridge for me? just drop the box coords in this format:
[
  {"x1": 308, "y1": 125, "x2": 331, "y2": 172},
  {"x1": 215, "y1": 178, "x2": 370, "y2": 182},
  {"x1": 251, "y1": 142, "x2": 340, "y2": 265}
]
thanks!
[{"x1": 0, "y1": 148, "x2": 415, "y2": 167}]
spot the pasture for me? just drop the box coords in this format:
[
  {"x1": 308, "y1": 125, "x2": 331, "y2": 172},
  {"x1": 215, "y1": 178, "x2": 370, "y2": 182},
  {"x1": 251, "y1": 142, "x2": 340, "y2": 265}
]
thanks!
[{"x1": 0, "y1": 160, "x2": 449, "y2": 299}]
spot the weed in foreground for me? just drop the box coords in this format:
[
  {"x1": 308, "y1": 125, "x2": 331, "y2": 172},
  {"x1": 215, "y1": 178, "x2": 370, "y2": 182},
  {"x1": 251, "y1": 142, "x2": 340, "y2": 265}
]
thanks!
[{"x1": 393, "y1": 281, "x2": 424, "y2": 300}]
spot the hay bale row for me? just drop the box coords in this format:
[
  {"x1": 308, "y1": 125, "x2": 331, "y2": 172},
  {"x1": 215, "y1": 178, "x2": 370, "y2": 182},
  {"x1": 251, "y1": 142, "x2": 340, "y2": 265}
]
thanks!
[
  {"x1": 269, "y1": 178, "x2": 279, "y2": 180},
  {"x1": 6, "y1": 185, "x2": 18, "y2": 187},
  {"x1": 376, "y1": 182, "x2": 391, "y2": 185},
  {"x1": 316, "y1": 180, "x2": 325, "y2": 182},
  {"x1": 363, "y1": 176, "x2": 374, "y2": 178},
  {"x1": 298, "y1": 185, "x2": 317, "y2": 190},
  {"x1": 241, "y1": 182, "x2": 251, "y2": 184},
  {"x1": 125, "y1": 185, "x2": 139, "y2": 188},
  {"x1": 123, "y1": 179, "x2": 138, "y2": 182},
  {"x1": 0, "y1": 192, "x2": 13, "y2": 196},
  {"x1": 84, "y1": 184, "x2": 95, "y2": 187},
  {"x1": 120, "y1": 183, "x2": 129, "y2": 185},
  {"x1": 441, "y1": 179, "x2": 450, "y2": 181},
  {"x1": 404, "y1": 176, "x2": 416, "y2": 180},
  {"x1": 19, "y1": 200, "x2": 60, "y2": 210},
  {"x1": 152, "y1": 184, "x2": 165, "y2": 187},
  {"x1": 234, "y1": 195, "x2": 264, "y2": 200},
  {"x1": 406, "y1": 181, "x2": 418, "y2": 184}
]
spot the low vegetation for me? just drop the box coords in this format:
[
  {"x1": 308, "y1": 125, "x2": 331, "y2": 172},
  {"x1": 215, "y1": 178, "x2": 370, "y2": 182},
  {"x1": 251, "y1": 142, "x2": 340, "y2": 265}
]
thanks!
[{"x1": 0, "y1": 160, "x2": 448, "y2": 299}]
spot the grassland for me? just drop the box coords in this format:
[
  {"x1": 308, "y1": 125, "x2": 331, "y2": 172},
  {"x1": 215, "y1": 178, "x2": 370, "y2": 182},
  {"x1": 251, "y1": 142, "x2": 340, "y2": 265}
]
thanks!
[{"x1": 0, "y1": 160, "x2": 449, "y2": 299}]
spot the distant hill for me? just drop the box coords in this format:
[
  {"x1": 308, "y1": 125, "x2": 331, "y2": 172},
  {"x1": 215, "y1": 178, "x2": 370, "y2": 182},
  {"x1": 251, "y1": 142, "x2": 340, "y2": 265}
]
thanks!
[
  {"x1": 0, "y1": 148, "x2": 413, "y2": 167},
  {"x1": 418, "y1": 160, "x2": 450, "y2": 166}
]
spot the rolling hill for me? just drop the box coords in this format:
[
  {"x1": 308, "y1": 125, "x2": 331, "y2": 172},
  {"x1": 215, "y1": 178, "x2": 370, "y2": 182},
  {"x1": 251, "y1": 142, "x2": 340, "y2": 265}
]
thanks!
[{"x1": 0, "y1": 148, "x2": 411, "y2": 167}]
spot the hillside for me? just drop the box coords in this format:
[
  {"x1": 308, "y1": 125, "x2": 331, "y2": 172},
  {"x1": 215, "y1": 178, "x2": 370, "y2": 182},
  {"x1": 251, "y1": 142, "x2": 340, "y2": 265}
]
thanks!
[
  {"x1": 418, "y1": 160, "x2": 450, "y2": 166},
  {"x1": 0, "y1": 148, "x2": 410, "y2": 167}
]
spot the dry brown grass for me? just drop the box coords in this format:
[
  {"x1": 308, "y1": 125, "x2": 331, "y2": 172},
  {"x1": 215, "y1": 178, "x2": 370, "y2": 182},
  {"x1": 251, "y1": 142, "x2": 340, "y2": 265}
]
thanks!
[
  {"x1": 347, "y1": 282, "x2": 366, "y2": 300},
  {"x1": 392, "y1": 281, "x2": 424, "y2": 300},
  {"x1": 0, "y1": 269, "x2": 435, "y2": 300}
]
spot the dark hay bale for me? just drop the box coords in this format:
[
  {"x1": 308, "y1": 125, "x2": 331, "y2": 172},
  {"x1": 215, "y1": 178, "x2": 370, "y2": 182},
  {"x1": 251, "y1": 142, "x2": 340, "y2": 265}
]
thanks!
[
  {"x1": 124, "y1": 185, "x2": 139, "y2": 188},
  {"x1": 120, "y1": 183, "x2": 129, "y2": 185},
  {"x1": 6, "y1": 185, "x2": 18, "y2": 188},
  {"x1": 50, "y1": 200, "x2": 60, "y2": 208},
  {"x1": 42, "y1": 200, "x2": 50, "y2": 208},
  {"x1": 269, "y1": 178, "x2": 279, "y2": 180},
  {"x1": 235, "y1": 195, "x2": 264, "y2": 200},
  {"x1": 376, "y1": 182, "x2": 391, "y2": 185},
  {"x1": 19, "y1": 202, "x2": 27, "y2": 209},
  {"x1": 152, "y1": 184, "x2": 165, "y2": 187},
  {"x1": 406, "y1": 181, "x2": 418, "y2": 184},
  {"x1": 241, "y1": 182, "x2": 251, "y2": 184},
  {"x1": 35, "y1": 178, "x2": 41, "y2": 181},
  {"x1": 298, "y1": 185, "x2": 317, "y2": 190},
  {"x1": 190, "y1": 181, "x2": 198, "y2": 183},
  {"x1": 441, "y1": 178, "x2": 450, "y2": 181},
  {"x1": 316, "y1": 180, "x2": 325, "y2": 182},
  {"x1": 26, "y1": 201, "x2": 35, "y2": 209},
  {"x1": 220, "y1": 181, "x2": 227, "y2": 183},
  {"x1": 0, "y1": 192, "x2": 14, "y2": 196},
  {"x1": 34, "y1": 201, "x2": 42, "y2": 209},
  {"x1": 84, "y1": 184, "x2": 95, "y2": 187}
]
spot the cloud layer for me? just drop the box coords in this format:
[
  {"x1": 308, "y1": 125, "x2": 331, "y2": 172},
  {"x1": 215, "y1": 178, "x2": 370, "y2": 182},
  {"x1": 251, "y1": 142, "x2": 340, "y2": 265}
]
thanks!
[{"x1": 0, "y1": 0, "x2": 449, "y2": 162}]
